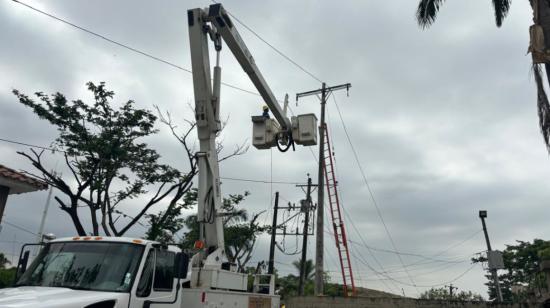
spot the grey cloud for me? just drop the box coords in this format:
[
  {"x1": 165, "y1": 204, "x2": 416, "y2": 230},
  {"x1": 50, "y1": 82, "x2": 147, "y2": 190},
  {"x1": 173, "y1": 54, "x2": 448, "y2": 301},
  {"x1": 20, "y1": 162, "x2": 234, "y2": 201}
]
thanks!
[{"x1": 0, "y1": 0, "x2": 548, "y2": 298}]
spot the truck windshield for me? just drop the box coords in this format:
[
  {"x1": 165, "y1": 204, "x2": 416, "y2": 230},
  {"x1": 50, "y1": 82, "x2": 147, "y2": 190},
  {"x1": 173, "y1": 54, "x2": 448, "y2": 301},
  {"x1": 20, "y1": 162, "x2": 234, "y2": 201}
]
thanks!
[{"x1": 16, "y1": 241, "x2": 144, "y2": 293}]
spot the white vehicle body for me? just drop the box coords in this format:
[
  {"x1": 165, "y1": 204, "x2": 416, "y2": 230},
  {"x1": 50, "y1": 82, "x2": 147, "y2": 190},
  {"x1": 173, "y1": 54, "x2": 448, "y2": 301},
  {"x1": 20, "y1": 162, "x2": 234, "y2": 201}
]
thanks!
[
  {"x1": 0, "y1": 287, "x2": 130, "y2": 308},
  {"x1": 0, "y1": 237, "x2": 279, "y2": 308}
]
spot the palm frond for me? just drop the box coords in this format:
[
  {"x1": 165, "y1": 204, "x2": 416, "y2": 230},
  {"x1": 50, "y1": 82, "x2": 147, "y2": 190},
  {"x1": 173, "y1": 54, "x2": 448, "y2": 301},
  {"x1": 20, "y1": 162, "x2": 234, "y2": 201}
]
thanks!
[
  {"x1": 492, "y1": 0, "x2": 511, "y2": 27},
  {"x1": 416, "y1": 0, "x2": 446, "y2": 29},
  {"x1": 533, "y1": 64, "x2": 550, "y2": 153}
]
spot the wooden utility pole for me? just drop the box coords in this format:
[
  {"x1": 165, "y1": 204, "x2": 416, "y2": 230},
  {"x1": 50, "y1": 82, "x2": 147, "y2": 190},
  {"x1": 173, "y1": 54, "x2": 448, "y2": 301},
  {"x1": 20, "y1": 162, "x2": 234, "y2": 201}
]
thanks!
[
  {"x1": 298, "y1": 176, "x2": 313, "y2": 295},
  {"x1": 268, "y1": 192, "x2": 279, "y2": 275},
  {"x1": 479, "y1": 210, "x2": 503, "y2": 302},
  {"x1": 446, "y1": 284, "x2": 458, "y2": 300},
  {"x1": 315, "y1": 82, "x2": 327, "y2": 296},
  {"x1": 296, "y1": 82, "x2": 351, "y2": 295}
]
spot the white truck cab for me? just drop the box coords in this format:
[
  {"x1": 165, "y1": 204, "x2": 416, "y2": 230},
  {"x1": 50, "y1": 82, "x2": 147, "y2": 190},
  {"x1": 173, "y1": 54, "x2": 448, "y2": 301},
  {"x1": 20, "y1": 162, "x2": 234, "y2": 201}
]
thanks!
[{"x1": 0, "y1": 237, "x2": 279, "y2": 308}]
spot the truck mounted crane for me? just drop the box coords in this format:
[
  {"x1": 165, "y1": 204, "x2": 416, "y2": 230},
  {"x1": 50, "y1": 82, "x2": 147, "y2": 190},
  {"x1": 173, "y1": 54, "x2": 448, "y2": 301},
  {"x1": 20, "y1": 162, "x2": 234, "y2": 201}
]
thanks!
[{"x1": 0, "y1": 3, "x2": 317, "y2": 308}]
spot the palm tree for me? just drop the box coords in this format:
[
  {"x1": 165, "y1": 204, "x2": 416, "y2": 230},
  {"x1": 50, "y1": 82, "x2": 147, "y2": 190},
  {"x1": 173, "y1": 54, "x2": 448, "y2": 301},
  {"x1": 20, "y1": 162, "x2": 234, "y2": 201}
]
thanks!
[
  {"x1": 416, "y1": 0, "x2": 511, "y2": 29},
  {"x1": 292, "y1": 259, "x2": 315, "y2": 281},
  {"x1": 416, "y1": 0, "x2": 550, "y2": 153}
]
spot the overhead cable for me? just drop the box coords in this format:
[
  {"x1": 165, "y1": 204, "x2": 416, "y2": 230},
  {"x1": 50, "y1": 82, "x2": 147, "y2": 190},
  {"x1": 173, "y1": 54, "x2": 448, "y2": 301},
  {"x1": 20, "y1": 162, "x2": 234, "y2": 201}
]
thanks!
[
  {"x1": 3, "y1": 220, "x2": 38, "y2": 236},
  {"x1": 210, "y1": 0, "x2": 323, "y2": 84},
  {"x1": 331, "y1": 94, "x2": 419, "y2": 293},
  {"x1": 0, "y1": 137, "x2": 306, "y2": 186},
  {"x1": 10, "y1": 0, "x2": 261, "y2": 97},
  {"x1": 0, "y1": 137, "x2": 66, "y2": 153}
]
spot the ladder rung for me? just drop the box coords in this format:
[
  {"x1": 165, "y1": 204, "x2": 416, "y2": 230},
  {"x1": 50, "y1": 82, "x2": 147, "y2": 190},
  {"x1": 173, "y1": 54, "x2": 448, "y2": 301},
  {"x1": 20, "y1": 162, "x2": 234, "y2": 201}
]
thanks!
[{"x1": 324, "y1": 132, "x2": 356, "y2": 292}]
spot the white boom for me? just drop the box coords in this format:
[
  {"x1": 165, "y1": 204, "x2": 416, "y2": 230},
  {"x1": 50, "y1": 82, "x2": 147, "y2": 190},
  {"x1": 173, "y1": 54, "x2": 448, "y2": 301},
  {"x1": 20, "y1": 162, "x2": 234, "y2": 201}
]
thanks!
[{"x1": 187, "y1": 3, "x2": 316, "y2": 280}]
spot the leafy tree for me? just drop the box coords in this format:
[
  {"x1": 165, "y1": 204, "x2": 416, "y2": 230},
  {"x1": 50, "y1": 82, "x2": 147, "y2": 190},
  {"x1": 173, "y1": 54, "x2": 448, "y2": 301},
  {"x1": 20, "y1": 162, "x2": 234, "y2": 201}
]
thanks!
[
  {"x1": 0, "y1": 253, "x2": 10, "y2": 269},
  {"x1": 276, "y1": 259, "x2": 339, "y2": 298},
  {"x1": 277, "y1": 274, "x2": 299, "y2": 299},
  {"x1": 420, "y1": 287, "x2": 484, "y2": 301},
  {"x1": 0, "y1": 268, "x2": 16, "y2": 289},
  {"x1": 472, "y1": 239, "x2": 550, "y2": 302},
  {"x1": 13, "y1": 82, "x2": 196, "y2": 236},
  {"x1": 0, "y1": 253, "x2": 14, "y2": 289},
  {"x1": 292, "y1": 259, "x2": 315, "y2": 281},
  {"x1": 145, "y1": 188, "x2": 197, "y2": 243},
  {"x1": 416, "y1": 0, "x2": 550, "y2": 153},
  {"x1": 146, "y1": 188, "x2": 266, "y2": 272},
  {"x1": 456, "y1": 291, "x2": 485, "y2": 302}
]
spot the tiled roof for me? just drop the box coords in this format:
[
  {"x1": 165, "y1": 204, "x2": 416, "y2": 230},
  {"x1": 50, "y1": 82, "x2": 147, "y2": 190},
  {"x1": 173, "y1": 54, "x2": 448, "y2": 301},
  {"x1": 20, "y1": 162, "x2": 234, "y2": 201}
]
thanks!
[{"x1": 0, "y1": 164, "x2": 48, "y2": 194}]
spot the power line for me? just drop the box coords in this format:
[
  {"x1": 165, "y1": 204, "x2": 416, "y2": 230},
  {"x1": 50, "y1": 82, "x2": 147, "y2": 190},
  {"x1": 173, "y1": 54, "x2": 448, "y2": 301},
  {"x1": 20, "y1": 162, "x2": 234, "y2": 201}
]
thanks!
[
  {"x1": 352, "y1": 247, "x2": 478, "y2": 289},
  {"x1": 321, "y1": 111, "x2": 400, "y2": 293},
  {"x1": 356, "y1": 260, "x2": 471, "y2": 282},
  {"x1": 355, "y1": 258, "x2": 470, "y2": 281},
  {"x1": 10, "y1": 0, "x2": 262, "y2": 98},
  {"x1": 0, "y1": 137, "x2": 309, "y2": 188},
  {"x1": 329, "y1": 100, "x2": 482, "y2": 280},
  {"x1": 220, "y1": 176, "x2": 301, "y2": 185},
  {"x1": 3, "y1": 220, "x2": 38, "y2": 236},
  {"x1": 324, "y1": 208, "x2": 399, "y2": 293},
  {"x1": 397, "y1": 230, "x2": 483, "y2": 270},
  {"x1": 330, "y1": 94, "x2": 419, "y2": 294},
  {"x1": 210, "y1": 0, "x2": 323, "y2": 84},
  {"x1": 324, "y1": 229, "x2": 466, "y2": 265},
  {"x1": 323, "y1": 112, "x2": 400, "y2": 293},
  {"x1": 0, "y1": 137, "x2": 65, "y2": 153}
]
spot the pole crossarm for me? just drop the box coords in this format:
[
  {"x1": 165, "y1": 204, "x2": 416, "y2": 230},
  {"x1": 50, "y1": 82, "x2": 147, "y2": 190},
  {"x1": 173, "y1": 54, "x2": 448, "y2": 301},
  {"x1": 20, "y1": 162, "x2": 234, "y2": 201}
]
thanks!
[{"x1": 296, "y1": 83, "x2": 351, "y2": 101}]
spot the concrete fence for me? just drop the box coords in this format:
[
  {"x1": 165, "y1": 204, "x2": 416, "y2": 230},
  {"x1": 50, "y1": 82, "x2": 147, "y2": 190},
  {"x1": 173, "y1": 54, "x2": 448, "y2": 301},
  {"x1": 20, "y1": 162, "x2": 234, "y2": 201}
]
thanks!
[{"x1": 285, "y1": 296, "x2": 540, "y2": 308}]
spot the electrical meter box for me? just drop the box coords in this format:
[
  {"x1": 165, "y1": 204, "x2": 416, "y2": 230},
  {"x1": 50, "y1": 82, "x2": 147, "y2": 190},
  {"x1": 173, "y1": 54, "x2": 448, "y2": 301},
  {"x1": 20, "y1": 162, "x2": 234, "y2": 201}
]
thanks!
[
  {"x1": 488, "y1": 251, "x2": 504, "y2": 269},
  {"x1": 292, "y1": 113, "x2": 318, "y2": 146},
  {"x1": 252, "y1": 116, "x2": 279, "y2": 149}
]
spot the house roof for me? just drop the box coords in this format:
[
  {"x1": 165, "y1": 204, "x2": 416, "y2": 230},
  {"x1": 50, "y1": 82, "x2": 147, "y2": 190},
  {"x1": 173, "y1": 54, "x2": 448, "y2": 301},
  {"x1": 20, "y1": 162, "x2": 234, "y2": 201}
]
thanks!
[{"x1": 0, "y1": 164, "x2": 48, "y2": 195}]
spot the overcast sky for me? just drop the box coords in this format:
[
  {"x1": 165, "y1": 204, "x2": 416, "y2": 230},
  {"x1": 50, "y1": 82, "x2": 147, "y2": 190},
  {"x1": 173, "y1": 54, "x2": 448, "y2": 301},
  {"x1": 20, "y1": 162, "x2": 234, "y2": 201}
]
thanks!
[{"x1": 0, "y1": 0, "x2": 547, "y2": 299}]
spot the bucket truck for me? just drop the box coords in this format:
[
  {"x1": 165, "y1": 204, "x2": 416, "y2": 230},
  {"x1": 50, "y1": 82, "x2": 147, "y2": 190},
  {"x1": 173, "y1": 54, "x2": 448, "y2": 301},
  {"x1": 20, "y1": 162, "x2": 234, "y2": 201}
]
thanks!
[{"x1": 0, "y1": 3, "x2": 317, "y2": 308}]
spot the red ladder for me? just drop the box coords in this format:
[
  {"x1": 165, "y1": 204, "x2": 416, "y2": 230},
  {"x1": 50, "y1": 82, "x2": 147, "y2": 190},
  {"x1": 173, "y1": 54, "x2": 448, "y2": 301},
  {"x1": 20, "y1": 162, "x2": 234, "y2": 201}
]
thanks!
[{"x1": 322, "y1": 124, "x2": 356, "y2": 297}]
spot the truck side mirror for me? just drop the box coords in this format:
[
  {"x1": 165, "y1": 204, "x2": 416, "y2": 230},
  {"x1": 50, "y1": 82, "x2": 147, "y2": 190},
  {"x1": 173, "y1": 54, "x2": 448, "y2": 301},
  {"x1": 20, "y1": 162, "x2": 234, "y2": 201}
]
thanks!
[
  {"x1": 13, "y1": 250, "x2": 30, "y2": 285},
  {"x1": 19, "y1": 251, "x2": 30, "y2": 274},
  {"x1": 175, "y1": 252, "x2": 189, "y2": 279}
]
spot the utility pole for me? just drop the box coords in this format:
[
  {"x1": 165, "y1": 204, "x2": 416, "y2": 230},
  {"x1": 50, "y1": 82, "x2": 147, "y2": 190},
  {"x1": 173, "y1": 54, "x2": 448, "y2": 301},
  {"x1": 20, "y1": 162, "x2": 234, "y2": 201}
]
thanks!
[
  {"x1": 298, "y1": 176, "x2": 313, "y2": 295},
  {"x1": 33, "y1": 185, "x2": 53, "y2": 256},
  {"x1": 268, "y1": 192, "x2": 279, "y2": 275},
  {"x1": 479, "y1": 210, "x2": 503, "y2": 302},
  {"x1": 445, "y1": 284, "x2": 458, "y2": 300},
  {"x1": 297, "y1": 82, "x2": 351, "y2": 295}
]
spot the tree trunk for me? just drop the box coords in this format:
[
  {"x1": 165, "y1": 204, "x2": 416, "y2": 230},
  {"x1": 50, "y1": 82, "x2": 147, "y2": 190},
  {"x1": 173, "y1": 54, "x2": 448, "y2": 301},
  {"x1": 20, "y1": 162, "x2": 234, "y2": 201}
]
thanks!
[
  {"x1": 89, "y1": 206, "x2": 99, "y2": 236},
  {"x1": 530, "y1": 0, "x2": 550, "y2": 151},
  {"x1": 543, "y1": 0, "x2": 550, "y2": 89},
  {"x1": 67, "y1": 203, "x2": 86, "y2": 236},
  {"x1": 55, "y1": 197, "x2": 86, "y2": 236},
  {"x1": 69, "y1": 210, "x2": 87, "y2": 236},
  {"x1": 101, "y1": 210, "x2": 111, "y2": 236},
  {"x1": 538, "y1": 0, "x2": 550, "y2": 53}
]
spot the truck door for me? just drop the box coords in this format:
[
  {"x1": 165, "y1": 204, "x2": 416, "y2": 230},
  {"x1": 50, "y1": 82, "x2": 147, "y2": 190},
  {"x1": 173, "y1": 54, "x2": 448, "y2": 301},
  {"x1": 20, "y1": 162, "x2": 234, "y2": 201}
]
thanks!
[{"x1": 130, "y1": 247, "x2": 178, "y2": 307}]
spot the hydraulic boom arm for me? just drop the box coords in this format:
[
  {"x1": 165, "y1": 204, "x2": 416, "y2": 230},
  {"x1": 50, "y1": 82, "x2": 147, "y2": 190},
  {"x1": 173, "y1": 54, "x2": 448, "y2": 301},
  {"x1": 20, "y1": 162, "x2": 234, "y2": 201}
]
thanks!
[
  {"x1": 206, "y1": 4, "x2": 291, "y2": 130},
  {"x1": 187, "y1": 3, "x2": 293, "y2": 266},
  {"x1": 187, "y1": 4, "x2": 316, "y2": 289}
]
